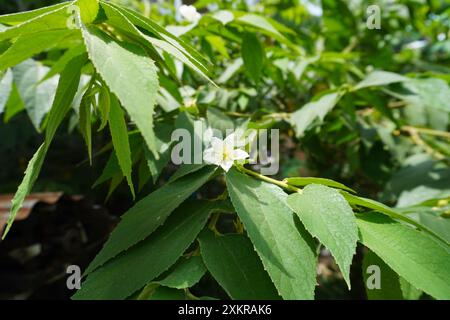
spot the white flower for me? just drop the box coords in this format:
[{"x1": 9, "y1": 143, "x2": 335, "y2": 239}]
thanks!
[
  {"x1": 203, "y1": 133, "x2": 249, "y2": 172},
  {"x1": 179, "y1": 5, "x2": 201, "y2": 23}
]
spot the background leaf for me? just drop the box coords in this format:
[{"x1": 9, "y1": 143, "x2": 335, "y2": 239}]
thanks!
[
  {"x1": 13, "y1": 59, "x2": 59, "y2": 130},
  {"x1": 353, "y1": 71, "x2": 408, "y2": 91},
  {"x1": 289, "y1": 91, "x2": 341, "y2": 138},
  {"x1": 241, "y1": 32, "x2": 264, "y2": 84}
]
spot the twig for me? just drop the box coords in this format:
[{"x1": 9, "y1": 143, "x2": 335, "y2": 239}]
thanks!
[
  {"x1": 404, "y1": 127, "x2": 445, "y2": 160},
  {"x1": 237, "y1": 165, "x2": 302, "y2": 193},
  {"x1": 402, "y1": 126, "x2": 450, "y2": 139}
]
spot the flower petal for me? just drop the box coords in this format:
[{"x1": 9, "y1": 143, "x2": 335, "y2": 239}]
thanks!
[
  {"x1": 203, "y1": 127, "x2": 213, "y2": 144},
  {"x1": 224, "y1": 133, "x2": 237, "y2": 148},
  {"x1": 220, "y1": 159, "x2": 234, "y2": 172},
  {"x1": 232, "y1": 149, "x2": 249, "y2": 160},
  {"x1": 203, "y1": 148, "x2": 220, "y2": 165},
  {"x1": 234, "y1": 129, "x2": 247, "y2": 147},
  {"x1": 210, "y1": 137, "x2": 224, "y2": 152}
]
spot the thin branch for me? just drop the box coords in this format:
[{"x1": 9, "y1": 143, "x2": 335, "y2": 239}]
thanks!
[
  {"x1": 237, "y1": 165, "x2": 302, "y2": 193},
  {"x1": 402, "y1": 126, "x2": 450, "y2": 139},
  {"x1": 404, "y1": 127, "x2": 445, "y2": 160}
]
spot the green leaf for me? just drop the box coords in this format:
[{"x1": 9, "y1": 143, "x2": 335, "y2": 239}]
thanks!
[
  {"x1": 169, "y1": 164, "x2": 206, "y2": 183},
  {"x1": 78, "y1": 98, "x2": 91, "y2": 160},
  {"x1": 97, "y1": 84, "x2": 110, "y2": 131},
  {"x1": 107, "y1": 2, "x2": 210, "y2": 77},
  {"x1": 403, "y1": 78, "x2": 450, "y2": 112},
  {"x1": 13, "y1": 59, "x2": 59, "y2": 130},
  {"x1": 73, "y1": 200, "x2": 217, "y2": 300},
  {"x1": 76, "y1": 0, "x2": 100, "y2": 24},
  {"x1": 362, "y1": 250, "x2": 403, "y2": 300},
  {"x1": 44, "y1": 54, "x2": 87, "y2": 142},
  {"x1": 199, "y1": 230, "x2": 280, "y2": 299},
  {"x1": 85, "y1": 166, "x2": 216, "y2": 274},
  {"x1": 399, "y1": 277, "x2": 422, "y2": 300},
  {"x1": 144, "y1": 146, "x2": 170, "y2": 185},
  {"x1": 2, "y1": 55, "x2": 85, "y2": 239},
  {"x1": 343, "y1": 192, "x2": 449, "y2": 245},
  {"x1": 241, "y1": 33, "x2": 264, "y2": 83},
  {"x1": 357, "y1": 213, "x2": 450, "y2": 300},
  {"x1": 0, "y1": 4, "x2": 72, "y2": 41},
  {"x1": 385, "y1": 155, "x2": 450, "y2": 207},
  {"x1": 42, "y1": 44, "x2": 86, "y2": 82},
  {"x1": 137, "y1": 156, "x2": 152, "y2": 190},
  {"x1": 289, "y1": 91, "x2": 341, "y2": 138},
  {"x1": 157, "y1": 255, "x2": 206, "y2": 289},
  {"x1": 226, "y1": 168, "x2": 317, "y2": 299},
  {"x1": 108, "y1": 94, "x2": 135, "y2": 198},
  {"x1": 236, "y1": 14, "x2": 284, "y2": 41},
  {"x1": 217, "y1": 58, "x2": 243, "y2": 84},
  {"x1": 0, "y1": 69, "x2": 13, "y2": 114},
  {"x1": 99, "y1": 2, "x2": 213, "y2": 85},
  {"x1": 211, "y1": 10, "x2": 234, "y2": 25},
  {"x1": 147, "y1": 286, "x2": 186, "y2": 300},
  {"x1": 92, "y1": 133, "x2": 142, "y2": 188},
  {"x1": 1, "y1": 144, "x2": 46, "y2": 239},
  {"x1": 144, "y1": 123, "x2": 172, "y2": 184},
  {"x1": 173, "y1": 111, "x2": 207, "y2": 163},
  {"x1": 3, "y1": 83, "x2": 24, "y2": 122},
  {"x1": 353, "y1": 71, "x2": 408, "y2": 91},
  {"x1": 287, "y1": 184, "x2": 357, "y2": 288},
  {"x1": 207, "y1": 107, "x2": 234, "y2": 134},
  {"x1": 0, "y1": 2, "x2": 69, "y2": 26},
  {"x1": 285, "y1": 177, "x2": 355, "y2": 193},
  {"x1": 418, "y1": 211, "x2": 450, "y2": 244},
  {"x1": 138, "y1": 284, "x2": 187, "y2": 300},
  {"x1": 0, "y1": 29, "x2": 77, "y2": 72},
  {"x1": 81, "y1": 25, "x2": 159, "y2": 157}
]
